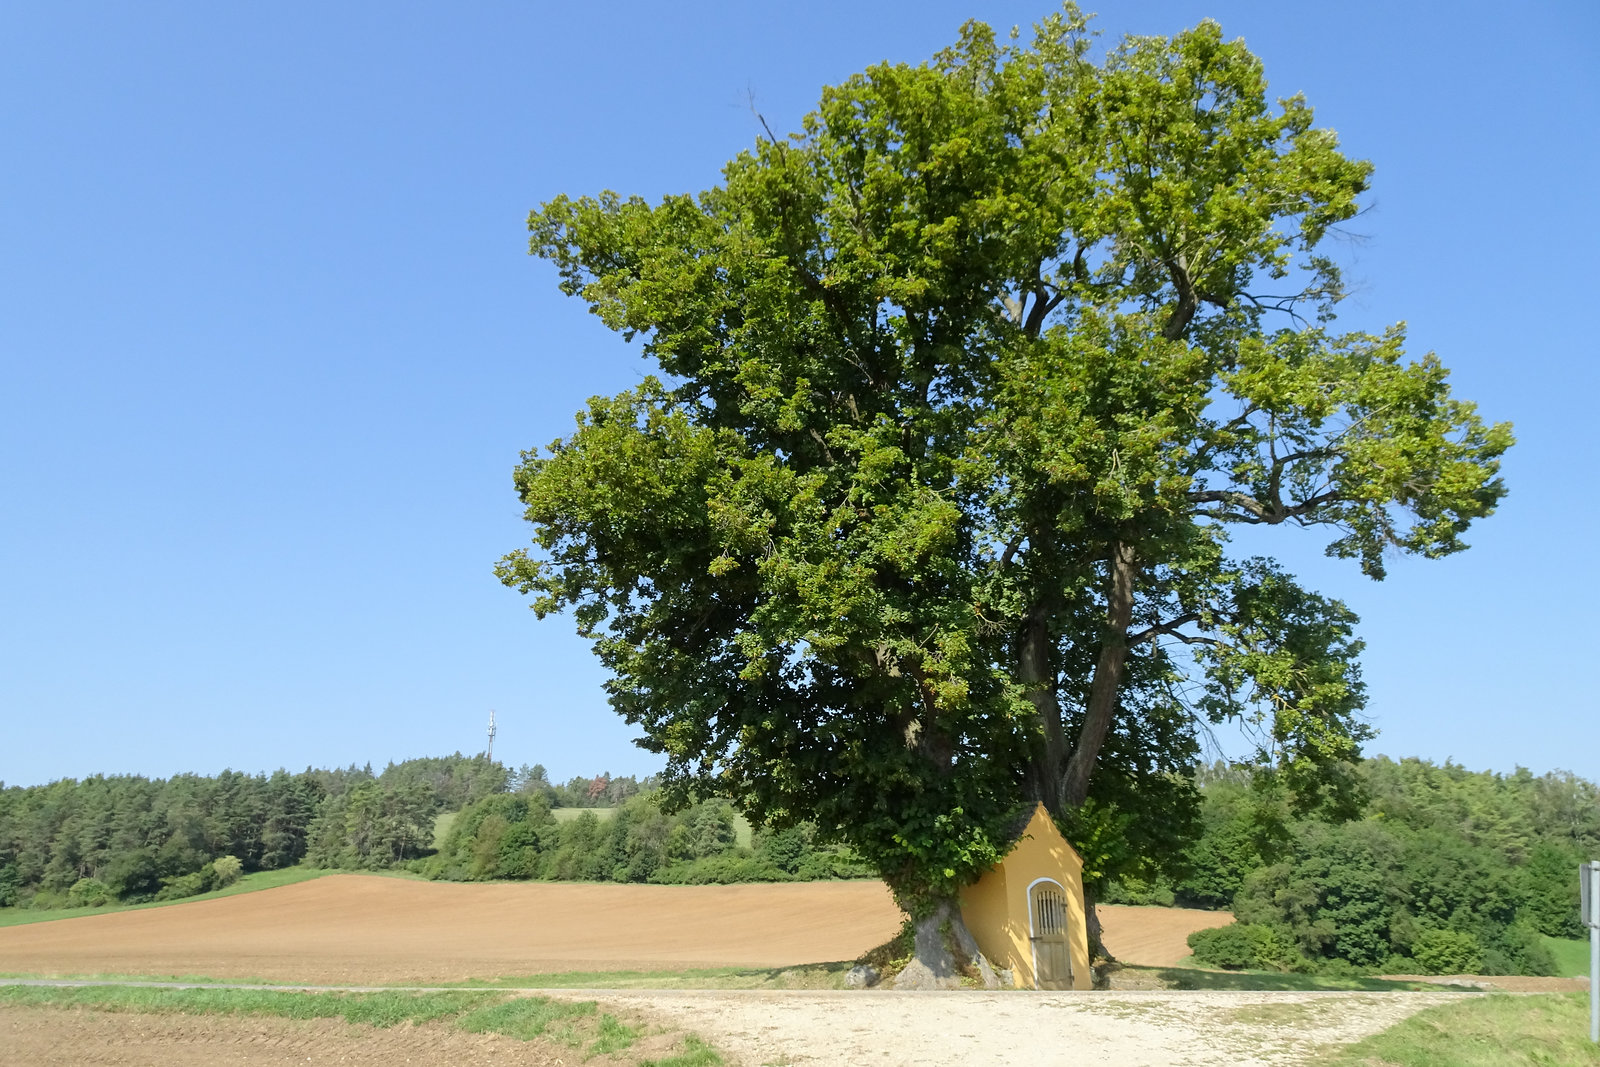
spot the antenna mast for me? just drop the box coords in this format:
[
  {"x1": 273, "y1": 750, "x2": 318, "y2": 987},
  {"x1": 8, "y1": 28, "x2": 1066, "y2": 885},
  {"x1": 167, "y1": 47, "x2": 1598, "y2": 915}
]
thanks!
[{"x1": 486, "y1": 709, "x2": 497, "y2": 762}]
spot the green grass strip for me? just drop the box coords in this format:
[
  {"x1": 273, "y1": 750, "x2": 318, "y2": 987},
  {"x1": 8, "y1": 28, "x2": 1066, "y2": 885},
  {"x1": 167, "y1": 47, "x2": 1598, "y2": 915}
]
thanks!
[
  {"x1": 1315, "y1": 993, "x2": 1600, "y2": 1066},
  {"x1": 455, "y1": 995, "x2": 595, "y2": 1040},
  {"x1": 642, "y1": 1034, "x2": 725, "y2": 1067},
  {"x1": 1147, "y1": 965, "x2": 1472, "y2": 992},
  {"x1": 0, "y1": 983, "x2": 735, "y2": 1062},
  {"x1": 0, "y1": 984, "x2": 486, "y2": 1026},
  {"x1": 0, "y1": 868, "x2": 437, "y2": 929},
  {"x1": 1543, "y1": 935, "x2": 1592, "y2": 978},
  {"x1": 448, "y1": 962, "x2": 854, "y2": 990},
  {"x1": 591, "y1": 1013, "x2": 642, "y2": 1054},
  {"x1": 0, "y1": 869, "x2": 327, "y2": 928}
]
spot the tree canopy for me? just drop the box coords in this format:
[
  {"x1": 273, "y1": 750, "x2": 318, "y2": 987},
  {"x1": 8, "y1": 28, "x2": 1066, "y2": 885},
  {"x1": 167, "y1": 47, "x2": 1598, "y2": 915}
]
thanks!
[{"x1": 500, "y1": 7, "x2": 1511, "y2": 914}]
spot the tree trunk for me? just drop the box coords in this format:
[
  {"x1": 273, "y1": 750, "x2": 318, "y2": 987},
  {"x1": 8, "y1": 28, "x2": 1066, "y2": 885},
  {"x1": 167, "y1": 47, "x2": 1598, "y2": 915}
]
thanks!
[
  {"x1": 1053, "y1": 541, "x2": 1138, "y2": 975},
  {"x1": 892, "y1": 899, "x2": 1005, "y2": 990},
  {"x1": 1083, "y1": 881, "x2": 1113, "y2": 963},
  {"x1": 1019, "y1": 605, "x2": 1066, "y2": 806},
  {"x1": 1060, "y1": 540, "x2": 1138, "y2": 809}
]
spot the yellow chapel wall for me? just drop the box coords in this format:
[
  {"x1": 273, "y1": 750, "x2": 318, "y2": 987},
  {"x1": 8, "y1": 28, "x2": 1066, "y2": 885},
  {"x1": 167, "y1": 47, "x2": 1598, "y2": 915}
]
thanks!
[{"x1": 958, "y1": 804, "x2": 1091, "y2": 990}]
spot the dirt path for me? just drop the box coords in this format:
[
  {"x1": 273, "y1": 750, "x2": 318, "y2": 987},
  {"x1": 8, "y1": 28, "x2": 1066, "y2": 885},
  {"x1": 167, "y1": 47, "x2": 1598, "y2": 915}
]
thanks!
[
  {"x1": 0, "y1": 989, "x2": 1467, "y2": 1067},
  {"x1": 581, "y1": 988, "x2": 1462, "y2": 1067}
]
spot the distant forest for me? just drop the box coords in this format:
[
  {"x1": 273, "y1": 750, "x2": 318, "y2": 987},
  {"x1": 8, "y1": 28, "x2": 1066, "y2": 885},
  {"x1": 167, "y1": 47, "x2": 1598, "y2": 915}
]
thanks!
[
  {"x1": 1108, "y1": 758, "x2": 1600, "y2": 976},
  {"x1": 0, "y1": 754, "x2": 865, "y2": 910},
  {"x1": 3, "y1": 754, "x2": 1595, "y2": 978}
]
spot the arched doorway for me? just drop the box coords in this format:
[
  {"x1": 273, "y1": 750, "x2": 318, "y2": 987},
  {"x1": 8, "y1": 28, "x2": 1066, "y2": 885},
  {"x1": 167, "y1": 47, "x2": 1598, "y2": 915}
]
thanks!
[{"x1": 1028, "y1": 878, "x2": 1073, "y2": 989}]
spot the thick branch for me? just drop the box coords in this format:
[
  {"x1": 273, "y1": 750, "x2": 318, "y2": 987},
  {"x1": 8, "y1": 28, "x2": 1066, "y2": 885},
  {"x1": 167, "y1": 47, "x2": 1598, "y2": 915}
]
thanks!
[
  {"x1": 1023, "y1": 288, "x2": 1064, "y2": 337},
  {"x1": 1161, "y1": 253, "x2": 1199, "y2": 340},
  {"x1": 1126, "y1": 611, "x2": 1200, "y2": 644},
  {"x1": 999, "y1": 534, "x2": 1025, "y2": 570},
  {"x1": 807, "y1": 427, "x2": 838, "y2": 465},
  {"x1": 1187, "y1": 479, "x2": 1342, "y2": 525},
  {"x1": 1060, "y1": 541, "x2": 1138, "y2": 809},
  {"x1": 1186, "y1": 489, "x2": 1269, "y2": 520},
  {"x1": 1019, "y1": 604, "x2": 1067, "y2": 805}
]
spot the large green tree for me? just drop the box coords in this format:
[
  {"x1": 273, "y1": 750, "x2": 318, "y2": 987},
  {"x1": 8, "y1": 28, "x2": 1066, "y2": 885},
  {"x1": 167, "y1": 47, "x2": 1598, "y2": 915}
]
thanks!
[{"x1": 500, "y1": 7, "x2": 1510, "y2": 968}]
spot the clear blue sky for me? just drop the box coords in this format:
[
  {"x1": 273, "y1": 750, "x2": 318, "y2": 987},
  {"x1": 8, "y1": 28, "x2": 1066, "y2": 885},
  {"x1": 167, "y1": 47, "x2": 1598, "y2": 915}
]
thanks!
[{"x1": 2, "y1": 1, "x2": 1595, "y2": 788}]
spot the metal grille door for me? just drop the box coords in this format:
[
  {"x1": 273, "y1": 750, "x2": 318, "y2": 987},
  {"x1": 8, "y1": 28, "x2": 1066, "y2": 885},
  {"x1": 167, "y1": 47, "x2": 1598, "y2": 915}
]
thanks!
[{"x1": 1030, "y1": 882, "x2": 1072, "y2": 989}]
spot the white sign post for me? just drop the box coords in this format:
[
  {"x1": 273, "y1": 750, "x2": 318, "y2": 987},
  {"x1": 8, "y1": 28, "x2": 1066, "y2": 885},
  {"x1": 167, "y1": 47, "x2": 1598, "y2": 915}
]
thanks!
[{"x1": 1584, "y1": 861, "x2": 1600, "y2": 1044}]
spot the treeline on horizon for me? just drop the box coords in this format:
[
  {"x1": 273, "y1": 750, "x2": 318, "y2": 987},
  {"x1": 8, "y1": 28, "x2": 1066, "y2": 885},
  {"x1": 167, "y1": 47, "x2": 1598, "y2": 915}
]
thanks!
[
  {"x1": 0, "y1": 753, "x2": 866, "y2": 910},
  {"x1": 1107, "y1": 758, "x2": 1600, "y2": 977},
  {"x1": 3, "y1": 753, "x2": 1595, "y2": 979}
]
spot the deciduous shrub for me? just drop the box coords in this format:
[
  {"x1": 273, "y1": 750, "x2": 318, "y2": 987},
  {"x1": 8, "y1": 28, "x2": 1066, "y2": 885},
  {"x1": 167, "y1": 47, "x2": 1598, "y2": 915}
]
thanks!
[
  {"x1": 1411, "y1": 929, "x2": 1483, "y2": 975},
  {"x1": 66, "y1": 877, "x2": 110, "y2": 908},
  {"x1": 1187, "y1": 924, "x2": 1292, "y2": 970},
  {"x1": 423, "y1": 789, "x2": 869, "y2": 885},
  {"x1": 211, "y1": 855, "x2": 243, "y2": 886},
  {"x1": 1102, "y1": 876, "x2": 1176, "y2": 907},
  {"x1": 1184, "y1": 756, "x2": 1600, "y2": 977},
  {"x1": 101, "y1": 849, "x2": 162, "y2": 902}
]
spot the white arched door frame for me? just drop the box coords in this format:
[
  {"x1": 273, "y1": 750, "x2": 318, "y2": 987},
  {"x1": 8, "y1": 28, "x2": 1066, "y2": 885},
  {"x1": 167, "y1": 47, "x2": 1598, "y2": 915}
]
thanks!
[{"x1": 1026, "y1": 876, "x2": 1071, "y2": 988}]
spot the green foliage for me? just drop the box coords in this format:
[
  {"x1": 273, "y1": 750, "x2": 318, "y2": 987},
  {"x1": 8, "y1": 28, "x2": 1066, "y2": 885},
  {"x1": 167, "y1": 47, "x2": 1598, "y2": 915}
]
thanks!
[
  {"x1": 1187, "y1": 923, "x2": 1293, "y2": 971},
  {"x1": 154, "y1": 864, "x2": 216, "y2": 902},
  {"x1": 650, "y1": 854, "x2": 785, "y2": 885},
  {"x1": 423, "y1": 788, "x2": 867, "y2": 886},
  {"x1": 1173, "y1": 769, "x2": 1293, "y2": 908},
  {"x1": 1477, "y1": 923, "x2": 1556, "y2": 978},
  {"x1": 1542, "y1": 936, "x2": 1591, "y2": 979},
  {"x1": 1101, "y1": 875, "x2": 1175, "y2": 907},
  {"x1": 0, "y1": 754, "x2": 505, "y2": 909},
  {"x1": 0, "y1": 867, "x2": 333, "y2": 928},
  {"x1": 641, "y1": 1035, "x2": 725, "y2": 1067},
  {"x1": 502, "y1": 5, "x2": 1509, "y2": 911},
  {"x1": 510, "y1": 766, "x2": 659, "y2": 808},
  {"x1": 455, "y1": 996, "x2": 596, "y2": 1041},
  {"x1": 303, "y1": 780, "x2": 436, "y2": 869},
  {"x1": 0, "y1": 984, "x2": 487, "y2": 1026},
  {"x1": 1519, "y1": 842, "x2": 1586, "y2": 939},
  {"x1": 101, "y1": 849, "x2": 162, "y2": 902},
  {"x1": 375, "y1": 754, "x2": 509, "y2": 811},
  {"x1": 1151, "y1": 966, "x2": 1463, "y2": 992},
  {"x1": 1188, "y1": 757, "x2": 1590, "y2": 976},
  {"x1": 153, "y1": 854, "x2": 245, "y2": 902},
  {"x1": 1411, "y1": 929, "x2": 1483, "y2": 975},
  {"x1": 211, "y1": 855, "x2": 242, "y2": 885},
  {"x1": 66, "y1": 877, "x2": 110, "y2": 908}
]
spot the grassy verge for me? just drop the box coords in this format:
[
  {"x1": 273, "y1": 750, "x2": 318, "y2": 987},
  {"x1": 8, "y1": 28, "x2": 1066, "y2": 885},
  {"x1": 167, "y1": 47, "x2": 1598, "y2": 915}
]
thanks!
[
  {"x1": 0, "y1": 867, "x2": 430, "y2": 929},
  {"x1": 1313, "y1": 993, "x2": 1600, "y2": 1066},
  {"x1": 1137, "y1": 965, "x2": 1470, "y2": 993},
  {"x1": 0, "y1": 961, "x2": 859, "y2": 991},
  {"x1": 0, "y1": 971, "x2": 270, "y2": 984},
  {"x1": 448, "y1": 961, "x2": 854, "y2": 990},
  {"x1": 1544, "y1": 935, "x2": 1593, "y2": 978},
  {"x1": 0, "y1": 984, "x2": 723, "y2": 1066}
]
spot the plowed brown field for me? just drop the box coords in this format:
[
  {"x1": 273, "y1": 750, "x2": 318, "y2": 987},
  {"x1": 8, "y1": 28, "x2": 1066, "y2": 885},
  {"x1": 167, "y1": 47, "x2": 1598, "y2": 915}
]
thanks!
[
  {"x1": 0, "y1": 875, "x2": 1229, "y2": 984},
  {"x1": 0, "y1": 876, "x2": 900, "y2": 983},
  {"x1": 1100, "y1": 902, "x2": 1234, "y2": 966},
  {"x1": 0, "y1": 1006, "x2": 578, "y2": 1067}
]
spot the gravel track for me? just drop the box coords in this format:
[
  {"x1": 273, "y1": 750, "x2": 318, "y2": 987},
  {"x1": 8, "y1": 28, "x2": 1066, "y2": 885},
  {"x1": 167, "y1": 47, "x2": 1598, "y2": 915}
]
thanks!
[{"x1": 0, "y1": 980, "x2": 1467, "y2": 1067}]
